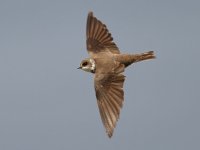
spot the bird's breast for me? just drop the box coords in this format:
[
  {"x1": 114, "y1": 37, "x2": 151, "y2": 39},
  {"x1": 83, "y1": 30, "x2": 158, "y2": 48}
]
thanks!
[{"x1": 93, "y1": 53, "x2": 116, "y2": 74}]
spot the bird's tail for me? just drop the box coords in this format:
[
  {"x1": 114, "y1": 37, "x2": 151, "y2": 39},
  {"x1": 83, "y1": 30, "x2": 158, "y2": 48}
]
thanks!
[
  {"x1": 115, "y1": 51, "x2": 155, "y2": 67},
  {"x1": 134, "y1": 51, "x2": 155, "y2": 62}
]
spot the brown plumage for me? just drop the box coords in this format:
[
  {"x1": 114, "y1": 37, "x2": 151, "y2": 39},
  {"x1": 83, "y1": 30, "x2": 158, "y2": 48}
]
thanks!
[{"x1": 79, "y1": 12, "x2": 155, "y2": 138}]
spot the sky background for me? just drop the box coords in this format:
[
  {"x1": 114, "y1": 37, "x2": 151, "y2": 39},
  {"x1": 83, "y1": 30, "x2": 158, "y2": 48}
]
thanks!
[{"x1": 0, "y1": 0, "x2": 200, "y2": 150}]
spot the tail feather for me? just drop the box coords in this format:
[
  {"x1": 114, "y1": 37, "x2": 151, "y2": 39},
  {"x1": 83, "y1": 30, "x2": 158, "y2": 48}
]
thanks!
[
  {"x1": 135, "y1": 51, "x2": 155, "y2": 62},
  {"x1": 115, "y1": 51, "x2": 155, "y2": 67}
]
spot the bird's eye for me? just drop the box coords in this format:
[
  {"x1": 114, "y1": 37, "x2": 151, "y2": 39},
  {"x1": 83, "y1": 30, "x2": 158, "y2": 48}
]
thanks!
[{"x1": 82, "y1": 61, "x2": 88, "y2": 66}]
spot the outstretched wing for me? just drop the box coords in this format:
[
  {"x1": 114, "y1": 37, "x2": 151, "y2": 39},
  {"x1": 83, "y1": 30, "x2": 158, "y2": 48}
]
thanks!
[
  {"x1": 94, "y1": 64, "x2": 125, "y2": 138},
  {"x1": 86, "y1": 12, "x2": 120, "y2": 56}
]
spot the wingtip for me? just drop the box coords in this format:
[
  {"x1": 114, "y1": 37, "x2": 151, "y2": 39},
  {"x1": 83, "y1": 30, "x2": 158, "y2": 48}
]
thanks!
[
  {"x1": 88, "y1": 11, "x2": 93, "y2": 16},
  {"x1": 107, "y1": 132, "x2": 113, "y2": 138}
]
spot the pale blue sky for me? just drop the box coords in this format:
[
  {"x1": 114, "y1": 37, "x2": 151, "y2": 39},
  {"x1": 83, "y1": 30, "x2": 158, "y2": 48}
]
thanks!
[{"x1": 0, "y1": 0, "x2": 200, "y2": 150}]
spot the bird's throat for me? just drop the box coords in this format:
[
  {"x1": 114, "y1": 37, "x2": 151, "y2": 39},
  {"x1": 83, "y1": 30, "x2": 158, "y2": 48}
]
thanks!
[{"x1": 89, "y1": 58, "x2": 96, "y2": 73}]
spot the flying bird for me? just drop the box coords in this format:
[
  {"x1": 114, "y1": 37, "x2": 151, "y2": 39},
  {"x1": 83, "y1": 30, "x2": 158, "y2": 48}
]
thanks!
[{"x1": 78, "y1": 12, "x2": 155, "y2": 138}]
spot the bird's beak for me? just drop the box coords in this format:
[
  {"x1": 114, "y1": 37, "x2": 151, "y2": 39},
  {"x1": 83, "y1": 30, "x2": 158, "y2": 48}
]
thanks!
[{"x1": 77, "y1": 66, "x2": 81, "y2": 69}]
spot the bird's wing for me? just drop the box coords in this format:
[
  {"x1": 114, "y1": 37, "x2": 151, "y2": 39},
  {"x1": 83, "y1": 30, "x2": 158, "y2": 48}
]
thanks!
[
  {"x1": 94, "y1": 63, "x2": 125, "y2": 138},
  {"x1": 86, "y1": 12, "x2": 120, "y2": 56}
]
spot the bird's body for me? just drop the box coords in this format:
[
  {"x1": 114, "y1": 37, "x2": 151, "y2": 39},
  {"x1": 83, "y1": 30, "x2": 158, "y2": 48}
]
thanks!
[{"x1": 79, "y1": 12, "x2": 155, "y2": 138}]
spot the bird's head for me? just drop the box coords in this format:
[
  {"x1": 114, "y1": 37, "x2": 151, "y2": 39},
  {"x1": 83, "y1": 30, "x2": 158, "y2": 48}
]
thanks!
[{"x1": 78, "y1": 58, "x2": 95, "y2": 73}]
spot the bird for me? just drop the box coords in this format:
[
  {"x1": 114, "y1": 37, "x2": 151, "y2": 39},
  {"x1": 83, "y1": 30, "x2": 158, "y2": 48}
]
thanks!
[{"x1": 78, "y1": 12, "x2": 155, "y2": 138}]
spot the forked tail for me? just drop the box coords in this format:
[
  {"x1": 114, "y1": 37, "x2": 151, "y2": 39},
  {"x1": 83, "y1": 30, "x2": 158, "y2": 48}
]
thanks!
[
  {"x1": 115, "y1": 51, "x2": 155, "y2": 67},
  {"x1": 134, "y1": 51, "x2": 155, "y2": 62}
]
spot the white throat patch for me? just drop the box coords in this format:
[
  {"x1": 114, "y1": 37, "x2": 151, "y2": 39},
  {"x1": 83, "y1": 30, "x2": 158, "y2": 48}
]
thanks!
[{"x1": 89, "y1": 58, "x2": 95, "y2": 71}]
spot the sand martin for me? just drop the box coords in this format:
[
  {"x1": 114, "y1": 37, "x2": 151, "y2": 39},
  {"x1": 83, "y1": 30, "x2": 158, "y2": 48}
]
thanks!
[{"x1": 78, "y1": 12, "x2": 155, "y2": 138}]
